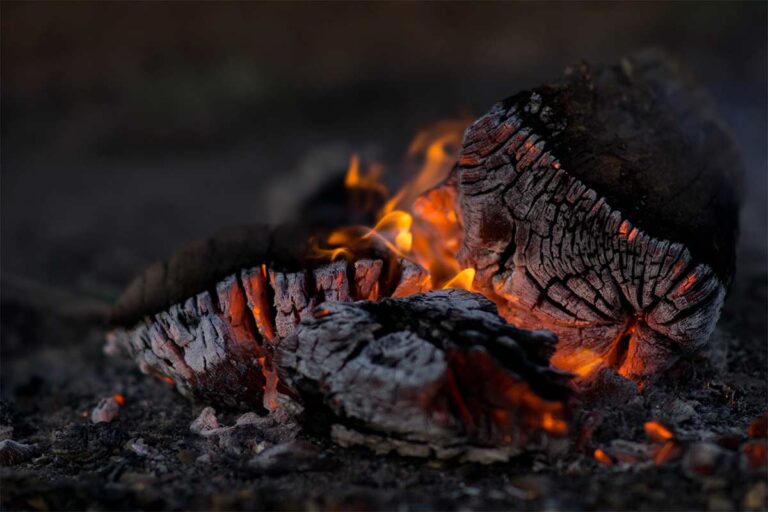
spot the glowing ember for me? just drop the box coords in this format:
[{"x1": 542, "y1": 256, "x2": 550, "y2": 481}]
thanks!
[
  {"x1": 644, "y1": 421, "x2": 675, "y2": 443},
  {"x1": 652, "y1": 440, "x2": 681, "y2": 464},
  {"x1": 747, "y1": 412, "x2": 768, "y2": 439},
  {"x1": 594, "y1": 448, "x2": 613, "y2": 465},
  {"x1": 550, "y1": 348, "x2": 604, "y2": 378},
  {"x1": 743, "y1": 441, "x2": 768, "y2": 469},
  {"x1": 113, "y1": 393, "x2": 126, "y2": 406}
]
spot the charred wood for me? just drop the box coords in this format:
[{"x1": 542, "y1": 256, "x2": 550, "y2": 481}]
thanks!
[
  {"x1": 452, "y1": 51, "x2": 742, "y2": 382},
  {"x1": 276, "y1": 289, "x2": 572, "y2": 461},
  {"x1": 108, "y1": 225, "x2": 429, "y2": 409}
]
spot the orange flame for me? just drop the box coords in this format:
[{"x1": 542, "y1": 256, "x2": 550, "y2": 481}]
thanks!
[
  {"x1": 442, "y1": 268, "x2": 475, "y2": 291},
  {"x1": 344, "y1": 154, "x2": 388, "y2": 211},
  {"x1": 113, "y1": 394, "x2": 126, "y2": 406},
  {"x1": 316, "y1": 118, "x2": 474, "y2": 291}
]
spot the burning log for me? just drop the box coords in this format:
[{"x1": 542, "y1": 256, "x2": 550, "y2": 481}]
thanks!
[
  {"x1": 108, "y1": 224, "x2": 432, "y2": 410},
  {"x1": 452, "y1": 51, "x2": 742, "y2": 383},
  {"x1": 276, "y1": 289, "x2": 572, "y2": 462}
]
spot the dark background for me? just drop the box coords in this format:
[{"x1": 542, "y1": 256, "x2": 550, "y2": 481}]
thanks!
[{"x1": 3, "y1": 1, "x2": 766, "y2": 306}]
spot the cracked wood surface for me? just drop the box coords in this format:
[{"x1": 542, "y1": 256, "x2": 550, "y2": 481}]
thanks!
[
  {"x1": 454, "y1": 51, "x2": 742, "y2": 382},
  {"x1": 276, "y1": 289, "x2": 572, "y2": 461},
  {"x1": 108, "y1": 226, "x2": 427, "y2": 409}
]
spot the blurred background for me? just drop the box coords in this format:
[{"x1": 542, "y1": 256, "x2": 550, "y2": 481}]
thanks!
[{"x1": 3, "y1": 1, "x2": 766, "y2": 304}]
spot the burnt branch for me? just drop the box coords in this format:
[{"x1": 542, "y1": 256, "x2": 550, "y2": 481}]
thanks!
[{"x1": 276, "y1": 289, "x2": 572, "y2": 461}]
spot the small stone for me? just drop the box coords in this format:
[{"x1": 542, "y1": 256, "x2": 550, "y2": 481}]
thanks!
[
  {"x1": 742, "y1": 482, "x2": 768, "y2": 511},
  {"x1": 708, "y1": 495, "x2": 734, "y2": 511},
  {"x1": 661, "y1": 399, "x2": 698, "y2": 426},
  {"x1": 580, "y1": 368, "x2": 638, "y2": 407},
  {"x1": 682, "y1": 442, "x2": 735, "y2": 480},
  {"x1": 127, "y1": 438, "x2": 150, "y2": 457},
  {"x1": 608, "y1": 440, "x2": 651, "y2": 465},
  {"x1": 177, "y1": 449, "x2": 196, "y2": 465},
  {"x1": 91, "y1": 397, "x2": 120, "y2": 424},
  {"x1": 190, "y1": 407, "x2": 219, "y2": 435},
  {"x1": 247, "y1": 440, "x2": 325, "y2": 475},
  {"x1": 0, "y1": 439, "x2": 37, "y2": 466}
]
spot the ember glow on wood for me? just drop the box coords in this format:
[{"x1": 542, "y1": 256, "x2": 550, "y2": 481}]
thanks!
[
  {"x1": 107, "y1": 52, "x2": 743, "y2": 459},
  {"x1": 453, "y1": 51, "x2": 741, "y2": 384},
  {"x1": 276, "y1": 290, "x2": 572, "y2": 461},
  {"x1": 109, "y1": 233, "x2": 433, "y2": 410}
]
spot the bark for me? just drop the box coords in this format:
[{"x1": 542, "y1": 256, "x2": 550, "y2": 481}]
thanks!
[
  {"x1": 276, "y1": 289, "x2": 572, "y2": 461},
  {"x1": 108, "y1": 226, "x2": 427, "y2": 409},
  {"x1": 453, "y1": 51, "x2": 742, "y2": 382}
]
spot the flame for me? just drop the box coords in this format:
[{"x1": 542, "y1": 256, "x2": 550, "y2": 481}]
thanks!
[
  {"x1": 365, "y1": 210, "x2": 414, "y2": 254},
  {"x1": 113, "y1": 394, "x2": 126, "y2": 406},
  {"x1": 315, "y1": 118, "x2": 473, "y2": 290},
  {"x1": 344, "y1": 154, "x2": 388, "y2": 211},
  {"x1": 442, "y1": 268, "x2": 475, "y2": 291}
]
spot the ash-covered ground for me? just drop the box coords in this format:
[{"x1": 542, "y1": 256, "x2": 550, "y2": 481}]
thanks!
[
  {"x1": 2, "y1": 3, "x2": 766, "y2": 510},
  {"x1": 0, "y1": 249, "x2": 766, "y2": 511}
]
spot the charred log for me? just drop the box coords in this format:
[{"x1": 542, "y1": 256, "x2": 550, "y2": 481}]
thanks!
[
  {"x1": 453, "y1": 51, "x2": 742, "y2": 383},
  {"x1": 276, "y1": 289, "x2": 572, "y2": 461},
  {"x1": 108, "y1": 225, "x2": 431, "y2": 409}
]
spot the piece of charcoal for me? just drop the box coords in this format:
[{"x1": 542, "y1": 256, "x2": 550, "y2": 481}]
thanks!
[
  {"x1": 450, "y1": 51, "x2": 742, "y2": 383},
  {"x1": 276, "y1": 289, "x2": 572, "y2": 461}
]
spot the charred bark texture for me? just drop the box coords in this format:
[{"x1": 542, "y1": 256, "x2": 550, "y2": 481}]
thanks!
[
  {"x1": 108, "y1": 226, "x2": 431, "y2": 409},
  {"x1": 454, "y1": 51, "x2": 742, "y2": 382},
  {"x1": 276, "y1": 289, "x2": 572, "y2": 461}
]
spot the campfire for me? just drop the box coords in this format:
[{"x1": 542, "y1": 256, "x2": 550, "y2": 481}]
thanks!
[{"x1": 103, "y1": 51, "x2": 756, "y2": 469}]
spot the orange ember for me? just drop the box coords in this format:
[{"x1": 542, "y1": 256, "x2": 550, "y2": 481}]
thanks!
[
  {"x1": 743, "y1": 441, "x2": 768, "y2": 469},
  {"x1": 258, "y1": 356, "x2": 280, "y2": 411},
  {"x1": 594, "y1": 448, "x2": 613, "y2": 465},
  {"x1": 551, "y1": 348, "x2": 604, "y2": 378},
  {"x1": 652, "y1": 440, "x2": 681, "y2": 464},
  {"x1": 113, "y1": 393, "x2": 126, "y2": 406},
  {"x1": 644, "y1": 421, "x2": 675, "y2": 443},
  {"x1": 747, "y1": 412, "x2": 768, "y2": 438}
]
